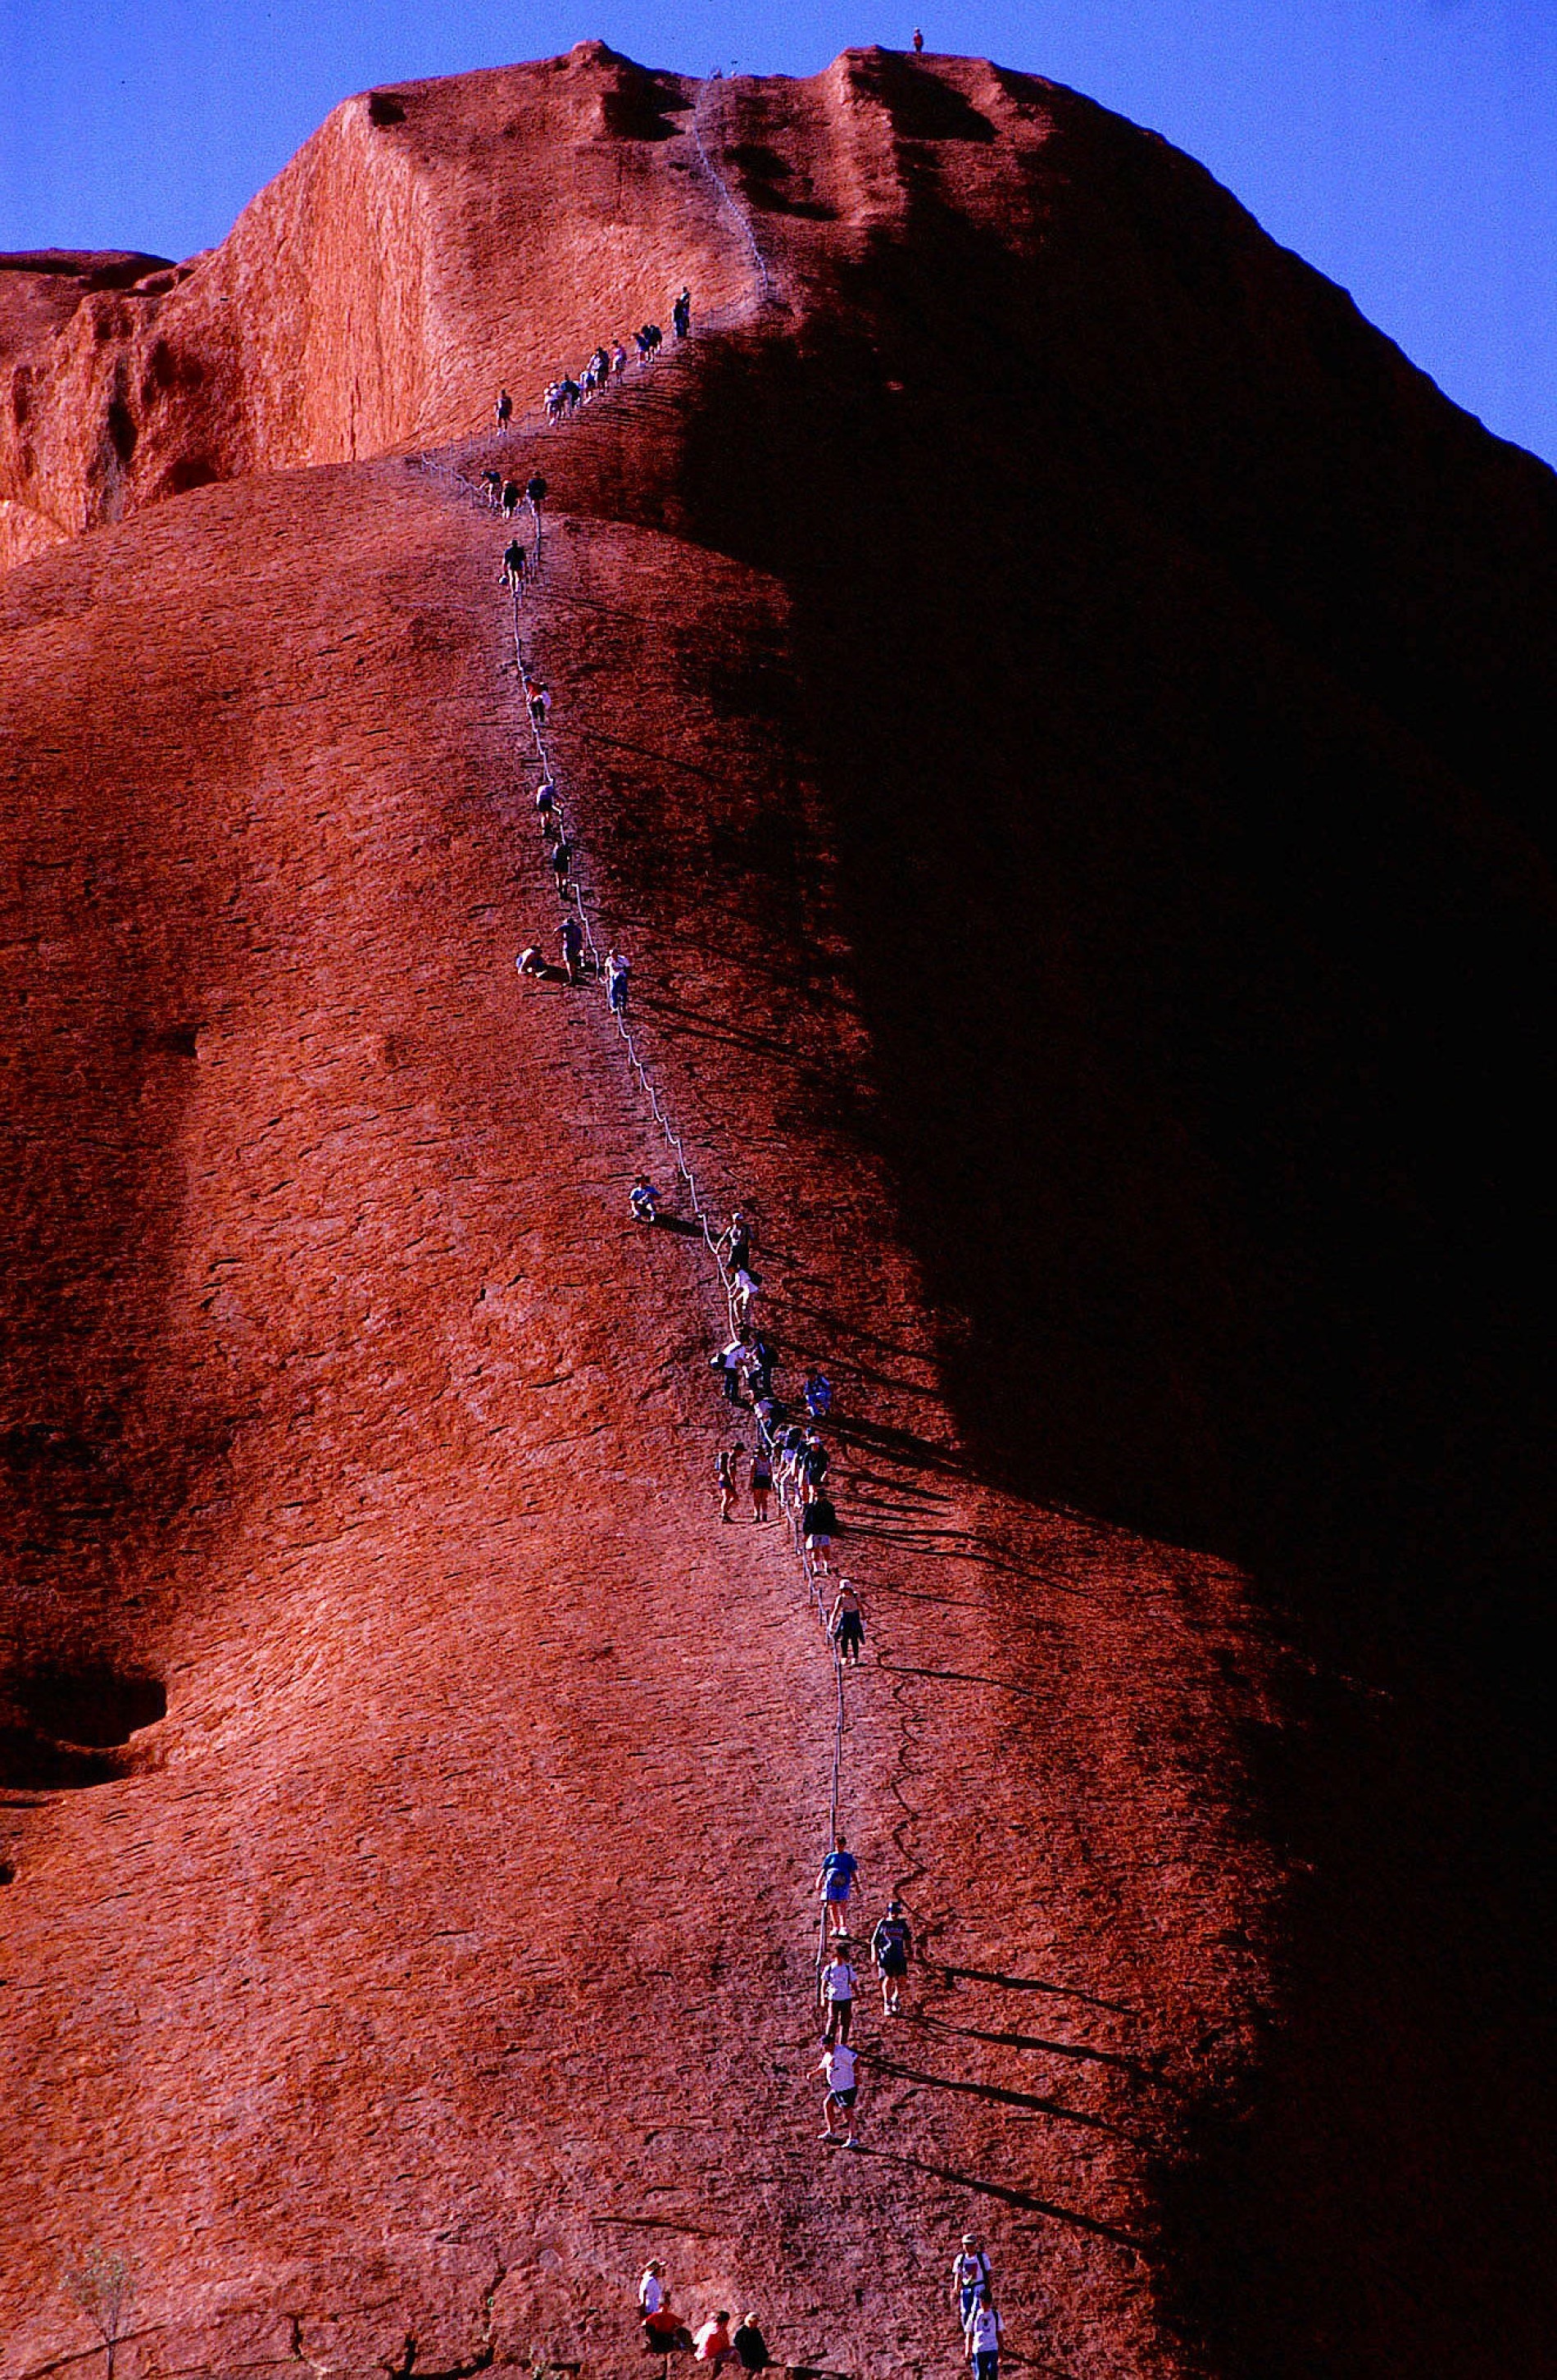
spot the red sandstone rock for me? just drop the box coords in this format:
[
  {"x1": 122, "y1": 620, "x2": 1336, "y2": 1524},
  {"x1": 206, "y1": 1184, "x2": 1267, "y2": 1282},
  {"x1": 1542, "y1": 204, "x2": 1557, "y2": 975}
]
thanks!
[{"x1": 3, "y1": 43, "x2": 1555, "y2": 2380}]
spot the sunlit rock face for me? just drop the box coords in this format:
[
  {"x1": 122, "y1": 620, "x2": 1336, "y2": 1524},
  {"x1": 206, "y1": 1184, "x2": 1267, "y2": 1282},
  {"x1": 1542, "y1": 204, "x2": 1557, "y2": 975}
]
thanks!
[{"x1": 2, "y1": 43, "x2": 1554, "y2": 2380}]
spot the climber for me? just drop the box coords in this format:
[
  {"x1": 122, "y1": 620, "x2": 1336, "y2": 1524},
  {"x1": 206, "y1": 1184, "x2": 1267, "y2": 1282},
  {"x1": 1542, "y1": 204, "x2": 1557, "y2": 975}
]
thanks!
[
  {"x1": 515, "y1": 946, "x2": 547, "y2": 979},
  {"x1": 731, "y1": 1265, "x2": 760, "y2": 1326},
  {"x1": 732, "y1": 2314, "x2": 770, "y2": 2374},
  {"x1": 693, "y1": 2313, "x2": 735, "y2": 2375},
  {"x1": 817, "y1": 2036, "x2": 859, "y2": 2146},
  {"x1": 802, "y1": 1369, "x2": 833, "y2": 1420},
  {"x1": 606, "y1": 949, "x2": 631, "y2": 1015},
  {"x1": 630, "y1": 1177, "x2": 660, "y2": 1224},
  {"x1": 712, "y1": 1336, "x2": 747, "y2": 1406},
  {"x1": 817, "y1": 1831, "x2": 859, "y2": 1936},
  {"x1": 550, "y1": 837, "x2": 573, "y2": 897},
  {"x1": 818, "y1": 1937, "x2": 857, "y2": 2044},
  {"x1": 912, "y1": 26, "x2": 925, "y2": 52},
  {"x1": 716, "y1": 1443, "x2": 745, "y2": 1523},
  {"x1": 501, "y1": 479, "x2": 522, "y2": 517},
  {"x1": 724, "y1": 1211, "x2": 754, "y2": 1274},
  {"x1": 964, "y1": 2289, "x2": 1004, "y2": 2380},
  {"x1": 750, "y1": 1443, "x2": 774, "y2": 1523},
  {"x1": 502, "y1": 538, "x2": 527, "y2": 592},
  {"x1": 799, "y1": 1433, "x2": 830, "y2": 1489},
  {"x1": 801, "y1": 1487, "x2": 839, "y2": 1571},
  {"x1": 560, "y1": 912, "x2": 584, "y2": 984},
  {"x1": 744, "y1": 1333, "x2": 777, "y2": 1398},
  {"x1": 495, "y1": 388, "x2": 513, "y2": 428},
  {"x1": 611, "y1": 341, "x2": 629, "y2": 379},
  {"x1": 524, "y1": 674, "x2": 551, "y2": 730},
  {"x1": 952, "y1": 2239, "x2": 994, "y2": 2331},
  {"x1": 673, "y1": 287, "x2": 692, "y2": 341},
  {"x1": 871, "y1": 1898, "x2": 913, "y2": 2015},
  {"x1": 525, "y1": 472, "x2": 547, "y2": 524},
  {"x1": 829, "y1": 1579, "x2": 865, "y2": 1666},
  {"x1": 481, "y1": 468, "x2": 504, "y2": 507},
  {"x1": 640, "y1": 2264, "x2": 665, "y2": 2320},
  {"x1": 534, "y1": 779, "x2": 556, "y2": 822}
]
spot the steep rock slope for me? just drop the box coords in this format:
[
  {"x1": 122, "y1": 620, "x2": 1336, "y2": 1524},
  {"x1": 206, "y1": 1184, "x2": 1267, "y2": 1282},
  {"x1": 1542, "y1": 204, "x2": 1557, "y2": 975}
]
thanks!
[
  {"x1": 3, "y1": 43, "x2": 1555, "y2": 2380},
  {"x1": 0, "y1": 48, "x2": 748, "y2": 549}
]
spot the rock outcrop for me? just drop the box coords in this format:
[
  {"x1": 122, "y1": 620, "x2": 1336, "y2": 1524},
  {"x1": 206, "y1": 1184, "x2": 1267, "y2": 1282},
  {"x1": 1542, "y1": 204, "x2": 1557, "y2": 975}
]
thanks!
[{"x1": 3, "y1": 43, "x2": 1555, "y2": 2380}]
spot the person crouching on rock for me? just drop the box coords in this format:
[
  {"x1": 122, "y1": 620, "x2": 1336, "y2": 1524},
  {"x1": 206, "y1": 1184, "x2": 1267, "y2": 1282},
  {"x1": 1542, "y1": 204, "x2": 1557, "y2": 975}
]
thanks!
[
  {"x1": 732, "y1": 2315, "x2": 769, "y2": 2373},
  {"x1": 692, "y1": 2311, "x2": 735, "y2": 2375}
]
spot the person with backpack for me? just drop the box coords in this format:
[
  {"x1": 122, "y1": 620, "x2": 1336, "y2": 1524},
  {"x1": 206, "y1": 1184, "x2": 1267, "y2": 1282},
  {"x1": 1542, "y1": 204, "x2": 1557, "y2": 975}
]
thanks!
[
  {"x1": 963, "y1": 2290, "x2": 1003, "y2": 2380},
  {"x1": 818, "y1": 1938, "x2": 857, "y2": 2044},
  {"x1": 501, "y1": 537, "x2": 527, "y2": 592},
  {"x1": 716, "y1": 1445, "x2": 745, "y2": 1523},
  {"x1": 951, "y1": 2238, "x2": 993, "y2": 2331},
  {"x1": 817, "y1": 1832, "x2": 858, "y2": 1936},
  {"x1": 870, "y1": 1899, "x2": 913, "y2": 2014},
  {"x1": 829, "y1": 1580, "x2": 865, "y2": 1666}
]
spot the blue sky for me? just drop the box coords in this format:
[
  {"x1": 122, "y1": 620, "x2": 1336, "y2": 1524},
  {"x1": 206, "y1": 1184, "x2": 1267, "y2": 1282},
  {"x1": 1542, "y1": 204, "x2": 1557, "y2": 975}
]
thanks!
[{"x1": 2, "y1": 1, "x2": 1555, "y2": 466}]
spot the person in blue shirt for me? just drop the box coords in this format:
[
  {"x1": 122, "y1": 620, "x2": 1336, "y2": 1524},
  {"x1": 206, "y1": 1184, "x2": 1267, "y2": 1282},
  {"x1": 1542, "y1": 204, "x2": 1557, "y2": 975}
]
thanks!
[{"x1": 816, "y1": 1832, "x2": 859, "y2": 1937}]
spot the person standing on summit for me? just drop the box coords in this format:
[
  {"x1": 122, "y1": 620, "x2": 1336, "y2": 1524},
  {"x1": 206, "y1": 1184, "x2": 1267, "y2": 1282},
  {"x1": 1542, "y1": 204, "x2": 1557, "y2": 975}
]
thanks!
[{"x1": 912, "y1": 26, "x2": 925, "y2": 52}]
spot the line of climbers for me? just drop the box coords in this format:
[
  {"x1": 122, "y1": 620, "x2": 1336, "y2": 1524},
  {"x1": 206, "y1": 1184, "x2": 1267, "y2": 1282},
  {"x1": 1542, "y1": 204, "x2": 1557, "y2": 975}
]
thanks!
[
  {"x1": 464, "y1": 268, "x2": 1009, "y2": 2380},
  {"x1": 488, "y1": 287, "x2": 693, "y2": 436},
  {"x1": 633, "y1": 2233, "x2": 1001, "y2": 2378}
]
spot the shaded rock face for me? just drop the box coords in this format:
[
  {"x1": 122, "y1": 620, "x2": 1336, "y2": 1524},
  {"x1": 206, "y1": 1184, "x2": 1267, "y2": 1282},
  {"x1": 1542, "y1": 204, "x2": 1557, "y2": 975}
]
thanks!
[{"x1": 2, "y1": 43, "x2": 1555, "y2": 2380}]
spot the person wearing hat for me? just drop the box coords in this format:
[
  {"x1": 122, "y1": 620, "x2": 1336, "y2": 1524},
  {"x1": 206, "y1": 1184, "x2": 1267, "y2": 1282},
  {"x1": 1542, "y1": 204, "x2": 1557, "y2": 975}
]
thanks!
[
  {"x1": 870, "y1": 1897, "x2": 913, "y2": 2014},
  {"x1": 819, "y1": 1937, "x2": 857, "y2": 2044},
  {"x1": 951, "y1": 2237, "x2": 992, "y2": 2330}
]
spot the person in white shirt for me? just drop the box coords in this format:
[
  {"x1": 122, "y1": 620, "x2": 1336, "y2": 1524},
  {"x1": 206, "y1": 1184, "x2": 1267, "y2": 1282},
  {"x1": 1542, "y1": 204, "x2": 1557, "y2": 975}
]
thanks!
[
  {"x1": 818, "y1": 1942, "x2": 857, "y2": 2043},
  {"x1": 963, "y1": 2288, "x2": 1003, "y2": 2380},
  {"x1": 951, "y1": 2237, "x2": 992, "y2": 2327},
  {"x1": 817, "y1": 2037, "x2": 858, "y2": 2146},
  {"x1": 639, "y1": 2263, "x2": 665, "y2": 2318}
]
